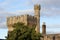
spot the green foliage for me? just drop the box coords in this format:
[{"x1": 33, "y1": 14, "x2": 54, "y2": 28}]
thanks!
[{"x1": 6, "y1": 22, "x2": 41, "y2": 40}]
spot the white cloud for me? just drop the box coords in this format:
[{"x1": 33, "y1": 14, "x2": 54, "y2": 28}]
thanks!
[
  {"x1": 0, "y1": 7, "x2": 34, "y2": 18},
  {"x1": 40, "y1": 7, "x2": 60, "y2": 18},
  {"x1": 30, "y1": 0, "x2": 60, "y2": 18},
  {"x1": 41, "y1": 23, "x2": 60, "y2": 29},
  {"x1": 32, "y1": 0, "x2": 60, "y2": 7},
  {"x1": 0, "y1": 0, "x2": 60, "y2": 29},
  {"x1": 16, "y1": 9, "x2": 34, "y2": 15},
  {"x1": 1, "y1": 0, "x2": 59, "y2": 18},
  {"x1": 0, "y1": 22, "x2": 7, "y2": 29},
  {"x1": 0, "y1": 0, "x2": 60, "y2": 19}
]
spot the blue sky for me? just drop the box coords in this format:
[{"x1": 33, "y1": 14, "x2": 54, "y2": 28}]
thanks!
[{"x1": 0, "y1": 0, "x2": 60, "y2": 39}]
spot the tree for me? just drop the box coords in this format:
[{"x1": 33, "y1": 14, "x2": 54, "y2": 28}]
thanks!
[{"x1": 6, "y1": 22, "x2": 41, "y2": 40}]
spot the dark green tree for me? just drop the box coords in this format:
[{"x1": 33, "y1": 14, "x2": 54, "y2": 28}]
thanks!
[{"x1": 6, "y1": 22, "x2": 41, "y2": 40}]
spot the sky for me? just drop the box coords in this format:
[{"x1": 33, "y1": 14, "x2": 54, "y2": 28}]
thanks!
[{"x1": 0, "y1": 0, "x2": 60, "y2": 39}]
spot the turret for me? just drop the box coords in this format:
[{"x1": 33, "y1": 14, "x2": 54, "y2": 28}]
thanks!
[
  {"x1": 42, "y1": 22, "x2": 46, "y2": 34},
  {"x1": 34, "y1": 4, "x2": 41, "y2": 33}
]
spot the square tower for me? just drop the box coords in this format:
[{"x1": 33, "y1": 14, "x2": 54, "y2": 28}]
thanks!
[{"x1": 34, "y1": 4, "x2": 41, "y2": 33}]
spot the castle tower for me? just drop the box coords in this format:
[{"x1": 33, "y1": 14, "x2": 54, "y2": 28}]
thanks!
[
  {"x1": 34, "y1": 4, "x2": 41, "y2": 33},
  {"x1": 42, "y1": 22, "x2": 46, "y2": 34}
]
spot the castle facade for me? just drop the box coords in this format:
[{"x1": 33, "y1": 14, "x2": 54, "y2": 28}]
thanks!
[
  {"x1": 7, "y1": 4, "x2": 41, "y2": 33},
  {"x1": 7, "y1": 4, "x2": 60, "y2": 40}
]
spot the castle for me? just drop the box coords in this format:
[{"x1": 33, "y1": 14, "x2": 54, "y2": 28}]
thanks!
[
  {"x1": 40, "y1": 23, "x2": 60, "y2": 40},
  {"x1": 7, "y1": 4, "x2": 41, "y2": 33},
  {"x1": 7, "y1": 4, "x2": 60, "y2": 40}
]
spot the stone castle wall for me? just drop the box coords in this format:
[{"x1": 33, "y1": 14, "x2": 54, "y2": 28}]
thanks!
[
  {"x1": 7, "y1": 4, "x2": 60, "y2": 40},
  {"x1": 7, "y1": 14, "x2": 37, "y2": 31},
  {"x1": 7, "y1": 4, "x2": 40, "y2": 32}
]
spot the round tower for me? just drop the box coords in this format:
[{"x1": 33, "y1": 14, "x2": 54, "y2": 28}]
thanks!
[
  {"x1": 34, "y1": 4, "x2": 41, "y2": 33},
  {"x1": 42, "y1": 22, "x2": 46, "y2": 34}
]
